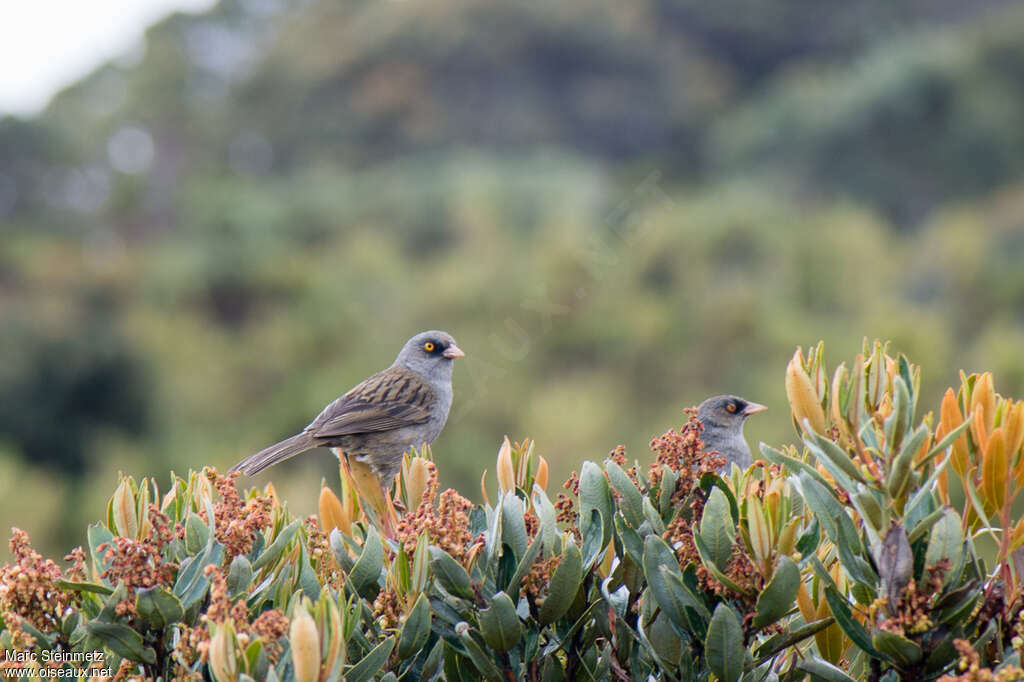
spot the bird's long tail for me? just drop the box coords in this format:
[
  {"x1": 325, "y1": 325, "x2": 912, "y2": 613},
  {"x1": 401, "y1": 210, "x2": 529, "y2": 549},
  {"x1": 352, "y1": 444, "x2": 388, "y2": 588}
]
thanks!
[{"x1": 230, "y1": 433, "x2": 314, "y2": 475}]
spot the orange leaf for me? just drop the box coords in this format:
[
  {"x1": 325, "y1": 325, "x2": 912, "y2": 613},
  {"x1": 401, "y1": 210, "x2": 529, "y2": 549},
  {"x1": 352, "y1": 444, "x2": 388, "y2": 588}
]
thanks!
[
  {"x1": 480, "y1": 469, "x2": 490, "y2": 507},
  {"x1": 535, "y1": 456, "x2": 549, "y2": 492},
  {"x1": 982, "y1": 427, "x2": 1008, "y2": 513},
  {"x1": 497, "y1": 436, "x2": 515, "y2": 493},
  {"x1": 971, "y1": 373, "x2": 996, "y2": 443},
  {"x1": 972, "y1": 409, "x2": 989, "y2": 454},
  {"x1": 1010, "y1": 517, "x2": 1024, "y2": 552},
  {"x1": 1004, "y1": 401, "x2": 1024, "y2": 470},
  {"x1": 319, "y1": 485, "x2": 350, "y2": 536},
  {"x1": 786, "y1": 348, "x2": 827, "y2": 434},
  {"x1": 1009, "y1": 517, "x2": 1024, "y2": 552},
  {"x1": 796, "y1": 582, "x2": 816, "y2": 624},
  {"x1": 940, "y1": 389, "x2": 969, "y2": 477}
]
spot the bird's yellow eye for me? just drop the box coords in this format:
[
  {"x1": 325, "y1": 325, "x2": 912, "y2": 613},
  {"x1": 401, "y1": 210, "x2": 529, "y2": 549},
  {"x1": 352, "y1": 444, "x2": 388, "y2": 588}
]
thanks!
[
  {"x1": 424, "y1": 342, "x2": 435, "y2": 352},
  {"x1": 726, "y1": 403, "x2": 737, "y2": 413}
]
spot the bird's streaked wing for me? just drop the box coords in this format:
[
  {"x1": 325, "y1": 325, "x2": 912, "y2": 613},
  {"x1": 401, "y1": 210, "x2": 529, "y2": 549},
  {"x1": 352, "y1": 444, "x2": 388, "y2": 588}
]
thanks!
[{"x1": 311, "y1": 366, "x2": 435, "y2": 437}]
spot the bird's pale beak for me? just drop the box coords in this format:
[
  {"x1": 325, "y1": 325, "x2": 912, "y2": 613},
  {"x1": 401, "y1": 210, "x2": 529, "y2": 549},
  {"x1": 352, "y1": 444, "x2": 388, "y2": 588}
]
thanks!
[
  {"x1": 443, "y1": 344, "x2": 465, "y2": 359},
  {"x1": 743, "y1": 402, "x2": 767, "y2": 416}
]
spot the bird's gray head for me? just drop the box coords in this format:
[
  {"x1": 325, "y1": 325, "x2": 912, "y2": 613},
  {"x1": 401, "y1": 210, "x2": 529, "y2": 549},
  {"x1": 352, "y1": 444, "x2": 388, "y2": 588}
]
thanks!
[
  {"x1": 696, "y1": 395, "x2": 766, "y2": 471},
  {"x1": 393, "y1": 330, "x2": 464, "y2": 383},
  {"x1": 697, "y1": 395, "x2": 766, "y2": 431}
]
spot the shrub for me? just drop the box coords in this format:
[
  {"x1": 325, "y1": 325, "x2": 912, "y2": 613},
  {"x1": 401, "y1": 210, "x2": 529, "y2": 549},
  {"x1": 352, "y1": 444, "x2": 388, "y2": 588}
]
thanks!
[{"x1": 2, "y1": 340, "x2": 1023, "y2": 681}]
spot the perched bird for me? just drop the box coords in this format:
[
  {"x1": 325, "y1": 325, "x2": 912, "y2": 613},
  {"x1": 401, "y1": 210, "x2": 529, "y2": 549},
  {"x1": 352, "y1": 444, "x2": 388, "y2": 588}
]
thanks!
[
  {"x1": 230, "y1": 330, "x2": 464, "y2": 494},
  {"x1": 696, "y1": 395, "x2": 766, "y2": 472}
]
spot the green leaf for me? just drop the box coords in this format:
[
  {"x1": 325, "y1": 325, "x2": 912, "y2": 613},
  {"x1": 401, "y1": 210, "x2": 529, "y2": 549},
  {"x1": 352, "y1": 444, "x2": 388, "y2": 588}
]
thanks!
[
  {"x1": 759, "y1": 443, "x2": 836, "y2": 493},
  {"x1": 251, "y1": 519, "x2": 301, "y2": 571},
  {"x1": 346, "y1": 635, "x2": 395, "y2": 682},
  {"x1": 805, "y1": 430, "x2": 866, "y2": 488},
  {"x1": 483, "y1": 502, "x2": 504, "y2": 569},
  {"x1": 643, "y1": 534, "x2": 710, "y2": 632},
  {"x1": 429, "y1": 547, "x2": 474, "y2": 599},
  {"x1": 796, "y1": 655, "x2": 858, "y2": 682},
  {"x1": 501, "y1": 493, "x2": 529, "y2": 560},
  {"x1": 581, "y1": 509, "x2": 605, "y2": 570},
  {"x1": 173, "y1": 540, "x2": 224, "y2": 611},
  {"x1": 84, "y1": 621, "x2": 156, "y2": 664},
  {"x1": 507, "y1": 533, "x2": 543, "y2": 597},
  {"x1": 184, "y1": 512, "x2": 210, "y2": 554},
  {"x1": 753, "y1": 555, "x2": 800, "y2": 628},
  {"x1": 647, "y1": 611, "x2": 683, "y2": 667},
  {"x1": 135, "y1": 585, "x2": 184, "y2": 629},
  {"x1": 872, "y1": 629, "x2": 923, "y2": 667},
  {"x1": 605, "y1": 460, "x2": 644, "y2": 528},
  {"x1": 693, "y1": 530, "x2": 750, "y2": 595},
  {"x1": 538, "y1": 540, "x2": 583, "y2": 625},
  {"x1": 97, "y1": 581, "x2": 128, "y2": 623},
  {"x1": 579, "y1": 461, "x2": 613, "y2": 551},
  {"x1": 754, "y1": 617, "x2": 835, "y2": 663},
  {"x1": 822, "y1": 586, "x2": 885, "y2": 660},
  {"x1": 699, "y1": 473, "x2": 740, "y2": 524},
  {"x1": 457, "y1": 624, "x2": 507, "y2": 682},
  {"x1": 297, "y1": 544, "x2": 321, "y2": 600},
  {"x1": 349, "y1": 526, "x2": 384, "y2": 600},
  {"x1": 87, "y1": 523, "x2": 114, "y2": 582},
  {"x1": 397, "y1": 593, "x2": 431, "y2": 660},
  {"x1": 532, "y1": 489, "x2": 560, "y2": 557},
  {"x1": 924, "y1": 509, "x2": 962, "y2": 575},
  {"x1": 658, "y1": 468, "x2": 678, "y2": 517},
  {"x1": 18, "y1": 621, "x2": 54, "y2": 649},
  {"x1": 705, "y1": 604, "x2": 745, "y2": 682},
  {"x1": 797, "y1": 472, "x2": 857, "y2": 546},
  {"x1": 54, "y1": 579, "x2": 114, "y2": 596},
  {"x1": 642, "y1": 497, "x2": 666, "y2": 535},
  {"x1": 420, "y1": 638, "x2": 445, "y2": 681},
  {"x1": 835, "y1": 511, "x2": 877, "y2": 589},
  {"x1": 885, "y1": 375, "x2": 911, "y2": 453},
  {"x1": 479, "y1": 591, "x2": 523, "y2": 652},
  {"x1": 698, "y1": 487, "x2": 735, "y2": 572},
  {"x1": 614, "y1": 515, "x2": 644, "y2": 565},
  {"x1": 226, "y1": 555, "x2": 253, "y2": 599}
]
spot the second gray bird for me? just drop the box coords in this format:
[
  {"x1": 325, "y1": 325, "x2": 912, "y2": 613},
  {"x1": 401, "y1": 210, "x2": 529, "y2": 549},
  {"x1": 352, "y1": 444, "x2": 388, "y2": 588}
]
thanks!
[
  {"x1": 230, "y1": 330, "x2": 464, "y2": 489},
  {"x1": 696, "y1": 395, "x2": 766, "y2": 472}
]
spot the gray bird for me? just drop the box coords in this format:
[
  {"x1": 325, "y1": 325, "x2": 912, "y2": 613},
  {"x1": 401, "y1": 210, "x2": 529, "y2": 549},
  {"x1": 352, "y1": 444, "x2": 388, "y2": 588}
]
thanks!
[
  {"x1": 696, "y1": 395, "x2": 766, "y2": 472},
  {"x1": 230, "y1": 330, "x2": 464, "y2": 490}
]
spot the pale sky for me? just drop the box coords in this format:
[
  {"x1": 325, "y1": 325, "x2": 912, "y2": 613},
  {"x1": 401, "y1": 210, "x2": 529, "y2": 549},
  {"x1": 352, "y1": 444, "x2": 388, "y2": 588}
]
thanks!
[{"x1": 0, "y1": 0, "x2": 215, "y2": 115}]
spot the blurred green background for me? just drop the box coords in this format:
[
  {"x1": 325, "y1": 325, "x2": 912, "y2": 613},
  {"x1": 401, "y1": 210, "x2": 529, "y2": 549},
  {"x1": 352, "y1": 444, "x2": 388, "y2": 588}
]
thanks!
[{"x1": 3, "y1": 0, "x2": 1024, "y2": 561}]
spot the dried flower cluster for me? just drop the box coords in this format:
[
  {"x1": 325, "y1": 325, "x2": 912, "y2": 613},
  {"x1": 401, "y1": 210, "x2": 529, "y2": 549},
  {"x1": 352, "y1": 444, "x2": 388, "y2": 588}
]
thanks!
[
  {"x1": 608, "y1": 445, "x2": 642, "y2": 489},
  {"x1": 203, "y1": 468, "x2": 274, "y2": 558},
  {"x1": 522, "y1": 554, "x2": 561, "y2": 601},
  {"x1": 170, "y1": 566, "x2": 290, "y2": 678},
  {"x1": 395, "y1": 461, "x2": 480, "y2": 565},
  {"x1": 303, "y1": 515, "x2": 341, "y2": 588},
  {"x1": 872, "y1": 560, "x2": 949, "y2": 636},
  {"x1": 373, "y1": 583, "x2": 403, "y2": 631},
  {"x1": 937, "y1": 639, "x2": 1024, "y2": 682},
  {"x1": 0, "y1": 528, "x2": 72, "y2": 636},
  {"x1": 100, "y1": 507, "x2": 178, "y2": 615},
  {"x1": 555, "y1": 470, "x2": 581, "y2": 541},
  {"x1": 648, "y1": 410, "x2": 724, "y2": 492}
]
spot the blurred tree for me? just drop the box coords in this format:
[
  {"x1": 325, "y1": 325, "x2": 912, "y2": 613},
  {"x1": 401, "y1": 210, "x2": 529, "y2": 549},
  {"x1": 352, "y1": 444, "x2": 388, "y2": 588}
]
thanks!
[{"x1": 0, "y1": 306, "x2": 150, "y2": 474}]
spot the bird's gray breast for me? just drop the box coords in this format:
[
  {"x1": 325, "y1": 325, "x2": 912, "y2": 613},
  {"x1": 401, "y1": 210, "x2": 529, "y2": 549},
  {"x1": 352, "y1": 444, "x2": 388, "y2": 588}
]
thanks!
[
  {"x1": 421, "y1": 379, "x2": 453, "y2": 444},
  {"x1": 702, "y1": 423, "x2": 752, "y2": 470}
]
